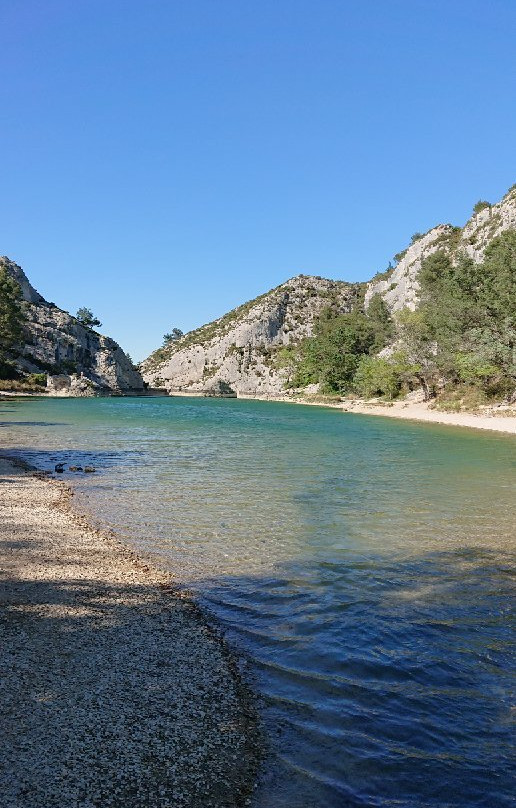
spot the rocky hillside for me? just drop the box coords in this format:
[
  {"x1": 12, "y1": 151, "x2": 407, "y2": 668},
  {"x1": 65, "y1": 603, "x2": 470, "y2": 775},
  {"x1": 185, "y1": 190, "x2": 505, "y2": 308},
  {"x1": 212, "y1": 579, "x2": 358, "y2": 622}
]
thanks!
[
  {"x1": 142, "y1": 275, "x2": 358, "y2": 395},
  {"x1": 1, "y1": 257, "x2": 144, "y2": 395},
  {"x1": 142, "y1": 185, "x2": 515, "y2": 398},
  {"x1": 365, "y1": 185, "x2": 516, "y2": 312}
]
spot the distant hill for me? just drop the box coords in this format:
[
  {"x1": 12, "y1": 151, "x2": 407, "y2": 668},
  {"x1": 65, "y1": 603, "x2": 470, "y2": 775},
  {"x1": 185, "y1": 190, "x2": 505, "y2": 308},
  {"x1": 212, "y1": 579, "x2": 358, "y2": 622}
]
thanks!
[
  {"x1": 142, "y1": 185, "x2": 515, "y2": 405},
  {"x1": 0, "y1": 257, "x2": 144, "y2": 395},
  {"x1": 142, "y1": 275, "x2": 359, "y2": 395}
]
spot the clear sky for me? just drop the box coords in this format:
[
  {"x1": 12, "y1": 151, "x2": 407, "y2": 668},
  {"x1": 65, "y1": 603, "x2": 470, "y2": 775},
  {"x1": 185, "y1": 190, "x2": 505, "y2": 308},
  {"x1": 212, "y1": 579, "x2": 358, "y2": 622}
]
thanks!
[{"x1": 1, "y1": 1, "x2": 515, "y2": 361}]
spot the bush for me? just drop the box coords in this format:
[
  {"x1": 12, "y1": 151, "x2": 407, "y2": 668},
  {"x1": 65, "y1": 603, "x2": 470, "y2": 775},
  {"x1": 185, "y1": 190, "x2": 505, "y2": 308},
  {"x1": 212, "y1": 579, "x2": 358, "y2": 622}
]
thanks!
[
  {"x1": 434, "y1": 386, "x2": 489, "y2": 412},
  {"x1": 454, "y1": 353, "x2": 497, "y2": 386},
  {"x1": 353, "y1": 356, "x2": 401, "y2": 399},
  {"x1": 473, "y1": 200, "x2": 491, "y2": 215},
  {"x1": 27, "y1": 373, "x2": 47, "y2": 387}
]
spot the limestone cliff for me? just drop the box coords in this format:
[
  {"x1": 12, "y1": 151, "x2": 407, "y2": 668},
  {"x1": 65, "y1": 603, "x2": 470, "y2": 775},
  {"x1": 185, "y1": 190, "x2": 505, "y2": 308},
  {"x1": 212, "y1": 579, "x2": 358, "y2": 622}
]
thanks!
[
  {"x1": 2, "y1": 257, "x2": 144, "y2": 395},
  {"x1": 142, "y1": 185, "x2": 515, "y2": 397},
  {"x1": 142, "y1": 275, "x2": 358, "y2": 395},
  {"x1": 364, "y1": 185, "x2": 516, "y2": 312}
]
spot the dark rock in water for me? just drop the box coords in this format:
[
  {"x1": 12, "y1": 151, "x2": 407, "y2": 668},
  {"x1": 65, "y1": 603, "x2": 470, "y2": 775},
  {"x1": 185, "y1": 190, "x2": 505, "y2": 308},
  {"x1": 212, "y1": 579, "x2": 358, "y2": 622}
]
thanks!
[
  {"x1": 84, "y1": 466, "x2": 96, "y2": 473},
  {"x1": 54, "y1": 463, "x2": 65, "y2": 473},
  {"x1": 69, "y1": 466, "x2": 83, "y2": 472}
]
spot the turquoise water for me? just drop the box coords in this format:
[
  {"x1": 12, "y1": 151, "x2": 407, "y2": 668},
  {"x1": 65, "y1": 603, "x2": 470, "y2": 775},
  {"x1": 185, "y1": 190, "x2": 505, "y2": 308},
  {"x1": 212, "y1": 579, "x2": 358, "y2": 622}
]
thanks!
[{"x1": 2, "y1": 396, "x2": 515, "y2": 807}]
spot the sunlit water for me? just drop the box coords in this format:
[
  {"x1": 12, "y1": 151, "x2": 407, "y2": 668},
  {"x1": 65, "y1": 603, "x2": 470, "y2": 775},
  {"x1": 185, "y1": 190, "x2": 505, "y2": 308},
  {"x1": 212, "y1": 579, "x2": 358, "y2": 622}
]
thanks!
[{"x1": 2, "y1": 396, "x2": 515, "y2": 807}]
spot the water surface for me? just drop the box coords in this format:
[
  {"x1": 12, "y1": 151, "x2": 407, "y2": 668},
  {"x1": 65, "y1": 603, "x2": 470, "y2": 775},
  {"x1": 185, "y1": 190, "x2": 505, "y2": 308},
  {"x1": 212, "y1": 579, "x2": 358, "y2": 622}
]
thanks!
[{"x1": 2, "y1": 396, "x2": 515, "y2": 807}]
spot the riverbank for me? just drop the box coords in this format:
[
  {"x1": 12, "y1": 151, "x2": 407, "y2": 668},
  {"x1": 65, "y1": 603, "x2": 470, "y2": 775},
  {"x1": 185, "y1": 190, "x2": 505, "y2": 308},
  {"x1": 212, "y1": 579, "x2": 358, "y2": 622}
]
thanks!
[
  {"x1": 0, "y1": 456, "x2": 260, "y2": 808},
  {"x1": 339, "y1": 398, "x2": 516, "y2": 434},
  {"x1": 3, "y1": 388, "x2": 516, "y2": 434},
  {"x1": 236, "y1": 392, "x2": 516, "y2": 434}
]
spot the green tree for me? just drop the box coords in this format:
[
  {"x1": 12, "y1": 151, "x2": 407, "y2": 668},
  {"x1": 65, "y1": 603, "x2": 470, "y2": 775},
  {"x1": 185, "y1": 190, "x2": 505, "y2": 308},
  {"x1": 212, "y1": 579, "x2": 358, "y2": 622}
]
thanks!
[
  {"x1": 404, "y1": 233, "x2": 516, "y2": 399},
  {"x1": 292, "y1": 310, "x2": 376, "y2": 392},
  {"x1": 395, "y1": 308, "x2": 437, "y2": 399},
  {"x1": 0, "y1": 267, "x2": 25, "y2": 370},
  {"x1": 366, "y1": 293, "x2": 394, "y2": 351},
  {"x1": 353, "y1": 356, "x2": 400, "y2": 399},
  {"x1": 163, "y1": 328, "x2": 184, "y2": 345},
  {"x1": 76, "y1": 307, "x2": 102, "y2": 328},
  {"x1": 473, "y1": 200, "x2": 491, "y2": 215}
]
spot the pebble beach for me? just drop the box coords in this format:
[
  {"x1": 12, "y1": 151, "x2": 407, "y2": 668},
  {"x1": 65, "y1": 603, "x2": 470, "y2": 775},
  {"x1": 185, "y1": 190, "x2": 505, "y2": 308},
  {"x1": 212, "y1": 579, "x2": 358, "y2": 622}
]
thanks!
[{"x1": 0, "y1": 456, "x2": 260, "y2": 808}]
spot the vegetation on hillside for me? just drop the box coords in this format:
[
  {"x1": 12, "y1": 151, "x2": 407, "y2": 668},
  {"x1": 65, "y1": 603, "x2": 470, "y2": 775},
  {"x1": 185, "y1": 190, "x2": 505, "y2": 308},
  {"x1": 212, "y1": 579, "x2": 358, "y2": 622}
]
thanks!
[
  {"x1": 401, "y1": 230, "x2": 515, "y2": 405},
  {"x1": 76, "y1": 307, "x2": 102, "y2": 328},
  {"x1": 291, "y1": 294, "x2": 393, "y2": 392},
  {"x1": 0, "y1": 267, "x2": 26, "y2": 378},
  {"x1": 288, "y1": 230, "x2": 515, "y2": 406},
  {"x1": 163, "y1": 328, "x2": 184, "y2": 345}
]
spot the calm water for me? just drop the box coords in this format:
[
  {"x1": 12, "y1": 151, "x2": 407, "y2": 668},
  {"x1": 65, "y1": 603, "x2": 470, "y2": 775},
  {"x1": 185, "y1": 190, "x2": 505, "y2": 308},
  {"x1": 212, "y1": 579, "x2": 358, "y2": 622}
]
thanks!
[{"x1": 2, "y1": 396, "x2": 515, "y2": 807}]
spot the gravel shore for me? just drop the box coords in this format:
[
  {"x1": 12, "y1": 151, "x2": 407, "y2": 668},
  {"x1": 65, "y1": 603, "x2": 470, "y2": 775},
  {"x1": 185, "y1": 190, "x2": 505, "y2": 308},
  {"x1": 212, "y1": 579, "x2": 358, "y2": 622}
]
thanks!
[{"x1": 0, "y1": 457, "x2": 260, "y2": 808}]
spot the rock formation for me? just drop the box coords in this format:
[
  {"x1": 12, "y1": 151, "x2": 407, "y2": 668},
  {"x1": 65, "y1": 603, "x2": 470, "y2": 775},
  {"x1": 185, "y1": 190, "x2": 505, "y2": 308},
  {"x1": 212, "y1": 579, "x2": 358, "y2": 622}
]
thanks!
[
  {"x1": 1, "y1": 257, "x2": 144, "y2": 395},
  {"x1": 142, "y1": 185, "x2": 516, "y2": 397},
  {"x1": 364, "y1": 185, "x2": 516, "y2": 312},
  {"x1": 142, "y1": 275, "x2": 358, "y2": 395}
]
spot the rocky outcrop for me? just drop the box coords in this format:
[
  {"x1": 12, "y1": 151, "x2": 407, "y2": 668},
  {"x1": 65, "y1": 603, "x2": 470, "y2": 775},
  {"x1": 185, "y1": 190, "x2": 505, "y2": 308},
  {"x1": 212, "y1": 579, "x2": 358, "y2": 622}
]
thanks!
[
  {"x1": 2, "y1": 257, "x2": 144, "y2": 395},
  {"x1": 142, "y1": 185, "x2": 515, "y2": 397},
  {"x1": 142, "y1": 275, "x2": 357, "y2": 395},
  {"x1": 364, "y1": 185, "x2": 516, "y2": 312}
]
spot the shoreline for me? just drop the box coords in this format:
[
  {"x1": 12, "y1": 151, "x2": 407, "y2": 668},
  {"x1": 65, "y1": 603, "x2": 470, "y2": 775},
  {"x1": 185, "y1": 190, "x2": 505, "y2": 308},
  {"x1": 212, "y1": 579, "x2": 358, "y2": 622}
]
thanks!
[
  {"x1": 3, "y1": 389, "x2": 516, "y2": 435},
  {"x1": 235, "y1": 393, "x2": 516, "y2": 435},
  {"x1": 0, "y1": 455, "x2": 261, "y2": 808},
  {"x1": 339, "y1": 398, "x2": 516, "y2": 434}
]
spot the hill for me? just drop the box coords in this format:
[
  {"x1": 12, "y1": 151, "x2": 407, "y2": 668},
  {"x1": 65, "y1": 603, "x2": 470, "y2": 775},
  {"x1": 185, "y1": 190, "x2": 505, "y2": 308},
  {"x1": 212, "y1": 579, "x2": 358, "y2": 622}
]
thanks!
[
  {"x1": 142, "y1": 185, "x2": 515, "y2": 405},
  {"x1": 0, "y1": 257, "x2": 144, "y2": 395}
]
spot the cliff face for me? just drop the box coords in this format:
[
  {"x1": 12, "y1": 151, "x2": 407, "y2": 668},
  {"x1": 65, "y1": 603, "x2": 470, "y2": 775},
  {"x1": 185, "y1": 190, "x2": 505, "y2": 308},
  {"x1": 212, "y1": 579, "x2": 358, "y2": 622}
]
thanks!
[
  {"x1": 2, "y1": 257, "x2": 144, "y2": 395},
  {"x1": 142, "y1": 275, "x2": 357, "y2": 395},
  {"x1": 364, "y1": 186, "x2": 516, "y2": 312},
  {"x1": 142, "y1": 185, "x2": 515, "y2": 397}
]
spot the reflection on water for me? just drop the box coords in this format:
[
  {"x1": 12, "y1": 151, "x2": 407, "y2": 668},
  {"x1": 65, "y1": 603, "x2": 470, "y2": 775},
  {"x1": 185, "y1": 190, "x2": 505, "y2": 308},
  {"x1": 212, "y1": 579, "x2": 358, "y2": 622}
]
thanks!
[{"x1": 2, "y1": 396, "x2": 515, "y2": 807}]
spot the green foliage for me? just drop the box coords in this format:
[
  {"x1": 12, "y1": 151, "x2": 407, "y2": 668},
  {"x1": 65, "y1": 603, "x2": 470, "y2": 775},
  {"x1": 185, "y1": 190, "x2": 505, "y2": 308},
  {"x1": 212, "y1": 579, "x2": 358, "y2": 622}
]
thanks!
[
  {"x1": 396, "y1": 231, "x2": 516, "y2": 402},
  {"x1": 371, "y1": 264, "x2": 394, "y2": 283},
  {"x1": 0, "y1": 267, "x2": 26, "y2": 373},
  {"x1": 291, "y1": 307, "x2": 388, "y2": 393},
  {"x1": 433, "y1": 385, "x2": 489, "y2": 412},
  {"x1": 290, "y1": 229, "x2": 515, "y2": 405},
  {"x1": 411, "y1": 232, "x2": 423, "y2": 243},
  {"x1": 163, "y1": 328, "x2": 184, "y2": 345},
  {"x1": 289, "y1": 290, "x2": 397, "y2": 394},
  {"x1": 76, "y1": 307, "x2": 102, "y2": 328},
  {"x1": 26, "y1": 373, "x2": 47, "y2": 387},
  {"x1": 473, "y1": 200, "x2": 491, "y2": 215},
  {"x1": 353, "y1": 356, "x2": 400, "y2": 399},
  {"x1": 366, "y1": 294, "x2": 394, "y2": 351}
]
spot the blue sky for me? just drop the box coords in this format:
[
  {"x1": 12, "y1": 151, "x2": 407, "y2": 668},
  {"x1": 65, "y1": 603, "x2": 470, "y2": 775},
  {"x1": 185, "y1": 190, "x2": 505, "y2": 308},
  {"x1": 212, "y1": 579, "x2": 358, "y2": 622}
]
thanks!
[{"x1": 1, "y1": 1, "x2": 515, "y2": 361}]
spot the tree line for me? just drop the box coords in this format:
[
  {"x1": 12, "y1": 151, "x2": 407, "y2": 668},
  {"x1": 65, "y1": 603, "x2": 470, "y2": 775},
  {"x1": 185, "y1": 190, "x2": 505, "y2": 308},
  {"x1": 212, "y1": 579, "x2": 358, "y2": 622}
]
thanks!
[{"x1": 289, "y1": 230, "x2": 515, "y2": 408}]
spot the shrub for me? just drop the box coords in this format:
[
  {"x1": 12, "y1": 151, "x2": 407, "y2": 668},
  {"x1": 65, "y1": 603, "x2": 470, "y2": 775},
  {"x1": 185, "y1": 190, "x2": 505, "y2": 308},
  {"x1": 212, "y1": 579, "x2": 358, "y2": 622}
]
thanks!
[
  {"x1": 353, "y1": 356, "x2": 401, "y2": 399},
  {"x1": 76, "y1": 307, "x2": 102, "y2": 328},
  {"x1": 27, "y1": 373, "x2": 47, "y2": 387},
  {"x1": 473, "y1": 200, "x2": 491, "y2": 215}
]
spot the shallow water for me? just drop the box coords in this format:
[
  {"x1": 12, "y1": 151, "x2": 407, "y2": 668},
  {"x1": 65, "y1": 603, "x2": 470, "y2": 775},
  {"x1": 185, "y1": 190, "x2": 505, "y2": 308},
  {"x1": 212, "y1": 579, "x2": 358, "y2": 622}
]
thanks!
[{"x1": 2, "y1": 396, "x2": 515, "y2": 807}]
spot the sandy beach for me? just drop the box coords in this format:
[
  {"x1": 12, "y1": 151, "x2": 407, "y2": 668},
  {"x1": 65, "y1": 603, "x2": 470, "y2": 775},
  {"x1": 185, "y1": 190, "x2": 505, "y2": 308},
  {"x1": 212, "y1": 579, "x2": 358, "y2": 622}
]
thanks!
[
  {"x1": 338, "y1": 399, "x2": 516, "y2": 434},
  {"x1": 236, "y1": 392, "x2": 516, "y2": 434},
  {"x1": 0, "y1": 457, "x2": 260, "y2": 808}
]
